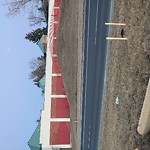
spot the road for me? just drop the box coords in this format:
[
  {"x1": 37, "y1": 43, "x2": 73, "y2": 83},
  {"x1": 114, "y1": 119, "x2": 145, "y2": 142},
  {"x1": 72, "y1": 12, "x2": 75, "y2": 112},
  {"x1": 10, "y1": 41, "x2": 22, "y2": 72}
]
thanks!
[{"x1": 81, "y1": 0, "x2": 112, "y2": 150}]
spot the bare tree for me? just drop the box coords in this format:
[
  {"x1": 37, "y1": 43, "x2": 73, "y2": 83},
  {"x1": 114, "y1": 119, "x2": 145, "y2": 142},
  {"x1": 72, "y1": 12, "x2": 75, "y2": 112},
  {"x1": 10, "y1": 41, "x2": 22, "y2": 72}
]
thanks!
[
  {"x1": 29, "y1": 56, "x2": 46, "y2": 84},
  {"x1": 3, "y1": 0, "x2": 48, "y2": 26},
  {"x1": 28, "y1": 10, "x2": 46, "y2": 26},
  {"x1": 3, "y1": 0, "x2": 40, "y2": 16}
]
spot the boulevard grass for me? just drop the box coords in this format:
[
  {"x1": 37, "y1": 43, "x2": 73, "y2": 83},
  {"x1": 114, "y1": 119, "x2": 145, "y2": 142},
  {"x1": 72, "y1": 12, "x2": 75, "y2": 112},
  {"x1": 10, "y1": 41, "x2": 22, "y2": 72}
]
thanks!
[
  {"x1": 56, "y1": 0, "x2": 83, "y2": 149},
  {"x1": 56, "y1": 0, "x2": 150, "y2": 149},
  {"x1": 100, "y1": 0, "x2": 150, "y2": 149}
]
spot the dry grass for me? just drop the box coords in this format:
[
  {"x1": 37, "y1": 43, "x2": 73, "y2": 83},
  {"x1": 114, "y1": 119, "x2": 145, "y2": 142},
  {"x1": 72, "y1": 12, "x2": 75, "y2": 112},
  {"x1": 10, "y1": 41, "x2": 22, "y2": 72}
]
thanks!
[
  {"x1": 56, "y1": 0, "x2": 150, "y2": 149},
  {"x1": 56, "y1": 0, "x2": 84, "y2": 149},
  {"x1": 100, "y1": 0, "x2": 150, "y2": 149}
]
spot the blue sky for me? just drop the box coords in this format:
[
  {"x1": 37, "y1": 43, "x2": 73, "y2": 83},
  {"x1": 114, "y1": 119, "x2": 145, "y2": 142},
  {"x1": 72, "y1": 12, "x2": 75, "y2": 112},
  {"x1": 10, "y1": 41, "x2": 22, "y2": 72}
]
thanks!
[{"x1": 0, "y1": 5, "x2": 44, "y2": 150}]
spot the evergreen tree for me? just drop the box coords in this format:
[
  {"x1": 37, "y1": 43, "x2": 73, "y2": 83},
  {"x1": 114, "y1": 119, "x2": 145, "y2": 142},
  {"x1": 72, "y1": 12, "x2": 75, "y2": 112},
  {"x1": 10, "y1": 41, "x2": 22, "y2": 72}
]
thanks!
[{"x1": 25, "y1": 27, "x2": 46, "y2": 43}]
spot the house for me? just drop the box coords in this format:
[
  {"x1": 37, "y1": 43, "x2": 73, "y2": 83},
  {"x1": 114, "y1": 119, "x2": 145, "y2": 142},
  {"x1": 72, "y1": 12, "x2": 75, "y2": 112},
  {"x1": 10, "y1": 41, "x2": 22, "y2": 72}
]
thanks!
[
  {"x1": 37, "y1": 35, "x2": 47, "y2": 56},
  {"x1": 28, "y1": 0, "x2": 72, "y2": 149},
  {"x1": 39, "y1": 75, "x2": 46, "y2": 91},
  {"x1": 39, "y1": 0, "x2": 72, "y2": 149},
  {"x1": 28, "y1": 123, "x2": 71, "y2": 150},
  {"x1": 28, "y1": 123, "x2": 42, "y2": 150}
]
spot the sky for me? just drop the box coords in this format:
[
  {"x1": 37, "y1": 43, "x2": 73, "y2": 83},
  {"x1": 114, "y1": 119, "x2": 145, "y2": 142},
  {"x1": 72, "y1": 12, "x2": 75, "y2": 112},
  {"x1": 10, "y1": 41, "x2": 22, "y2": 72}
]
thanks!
[{"x1": 0, "y1": 5, "x2": 44, "y2": 150}]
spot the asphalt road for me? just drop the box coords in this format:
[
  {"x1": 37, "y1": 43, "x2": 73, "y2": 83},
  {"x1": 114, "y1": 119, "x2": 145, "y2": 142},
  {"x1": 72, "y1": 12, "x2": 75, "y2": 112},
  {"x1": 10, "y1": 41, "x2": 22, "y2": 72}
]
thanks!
[{"x1": 81, "y1": 0, "x2": 112, "y2": 150}]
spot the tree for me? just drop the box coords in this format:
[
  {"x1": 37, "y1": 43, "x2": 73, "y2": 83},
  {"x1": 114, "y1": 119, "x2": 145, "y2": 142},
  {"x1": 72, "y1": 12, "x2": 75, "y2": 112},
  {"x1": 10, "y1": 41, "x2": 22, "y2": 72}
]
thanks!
[
  {"x1": 29, "y1": 56, "x2": 46, "y2": 85},
  {"x1": 3, "y1": 0, "x2": 49, "y2": 29},
  {"x1": 25, "y1": 27, "x2": 46, "y2": 43},
  {"x1": 40, "y1": 0, "x2": 49, "y2": 23},
  {"x1": 4, "y1": 0, "x2": 36, "y2": 16},
  {"x1": 27, "y1": 0, "x2": 48, "y2": 25},
  {"x1": 4, "y1": 0, "x2": 47, "y2": 25},
  {"x1": 28, "y1": 10, "x2": 46, "y2": 26}
]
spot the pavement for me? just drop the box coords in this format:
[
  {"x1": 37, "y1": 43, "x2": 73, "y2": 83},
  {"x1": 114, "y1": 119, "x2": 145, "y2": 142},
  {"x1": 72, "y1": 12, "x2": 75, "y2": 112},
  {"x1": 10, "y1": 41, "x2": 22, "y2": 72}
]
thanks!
[{"x1": 81, "y1": 0, "x2": 112, "y2": 149}]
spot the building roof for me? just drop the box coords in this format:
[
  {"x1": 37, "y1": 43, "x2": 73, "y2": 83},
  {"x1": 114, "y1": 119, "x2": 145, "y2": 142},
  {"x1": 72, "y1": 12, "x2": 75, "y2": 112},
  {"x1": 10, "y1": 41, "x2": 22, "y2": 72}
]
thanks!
[
  {"x1": 28, "y1": 123, "x2": 42, "y2": 150},
  {"x1": 37, "y1": 35, "x2": 47, "y2": 53},
  {"x1": 39, "y1": 75, "x2": 45, "y2": 91}
]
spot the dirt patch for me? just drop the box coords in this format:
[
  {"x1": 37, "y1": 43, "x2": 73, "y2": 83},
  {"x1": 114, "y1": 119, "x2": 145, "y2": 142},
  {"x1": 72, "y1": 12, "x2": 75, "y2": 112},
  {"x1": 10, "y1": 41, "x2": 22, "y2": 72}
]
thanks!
[
  {"x1": 56, "y1": 0, "x2": 84, "y2": 149},
  {"x1": 100, "y1": 0, "x2": 150, "y2": 150}
]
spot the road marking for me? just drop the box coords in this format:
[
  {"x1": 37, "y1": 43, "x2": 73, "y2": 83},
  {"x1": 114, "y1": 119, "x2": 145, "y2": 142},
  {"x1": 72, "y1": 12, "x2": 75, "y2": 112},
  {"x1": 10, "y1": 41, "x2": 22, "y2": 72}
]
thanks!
[
  {"x1": 105, "y1": 22, "x2": 126, "y2": 26},
  {"x1": 94, "y1": 0, "x2": 100, "y2": 45},
  {"x1": 83, "y1": 0, "x2": 91, "y2": 149},
  {"x1": 89, "y1": 124, "x2": 91, "y2": 129},
  {"x1": 106, "y1": 37, "x2": 128, "y2": 40},
  {"x1": 89, "y1": 131, "x2": 91, "y2": 136},
  {"x1": 88, "y1": 144, "x2": 90, "y2": 149}
]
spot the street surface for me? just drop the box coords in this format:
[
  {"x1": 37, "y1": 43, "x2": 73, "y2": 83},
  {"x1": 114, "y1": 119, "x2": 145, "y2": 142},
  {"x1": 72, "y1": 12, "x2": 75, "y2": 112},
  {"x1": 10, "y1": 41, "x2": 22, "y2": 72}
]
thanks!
[{"x1": 81, "y1": 0, "x2": 112, "y2": 149}]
